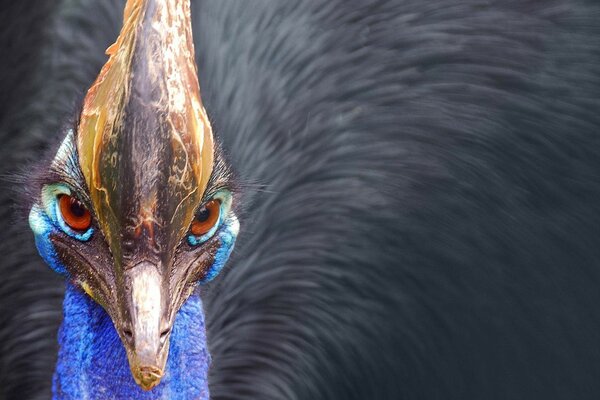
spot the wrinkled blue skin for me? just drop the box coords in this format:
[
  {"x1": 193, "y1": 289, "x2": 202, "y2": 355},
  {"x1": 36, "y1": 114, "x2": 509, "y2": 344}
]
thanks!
[{"x1": 29, "y1": 191, "x2": 238, "y2": 400}]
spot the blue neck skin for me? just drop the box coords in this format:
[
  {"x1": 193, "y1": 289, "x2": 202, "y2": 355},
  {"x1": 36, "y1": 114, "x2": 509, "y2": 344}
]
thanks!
[{"x1": 53, "y1": 283, "x2": 210, "y2": 400}]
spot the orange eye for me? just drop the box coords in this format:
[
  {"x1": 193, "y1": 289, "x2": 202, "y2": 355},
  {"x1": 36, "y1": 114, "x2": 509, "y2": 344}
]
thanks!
[
  {"x1": 190, "y1": 200, "x2": 220, "y2": 237},
  {"x1": 59, "y1": 194, "x2": 92, "y2": 232}
]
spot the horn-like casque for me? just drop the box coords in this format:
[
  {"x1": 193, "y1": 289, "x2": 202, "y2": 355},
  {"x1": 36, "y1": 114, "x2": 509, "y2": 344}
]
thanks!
[{"x1": 77, "y1": 0, "x2": 213, "y2": 267}]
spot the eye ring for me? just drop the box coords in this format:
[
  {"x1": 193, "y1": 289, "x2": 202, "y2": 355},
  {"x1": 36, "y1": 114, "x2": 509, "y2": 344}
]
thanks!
[{"x1": 187, "y1": 199, "x2": 222, "y2": 246}]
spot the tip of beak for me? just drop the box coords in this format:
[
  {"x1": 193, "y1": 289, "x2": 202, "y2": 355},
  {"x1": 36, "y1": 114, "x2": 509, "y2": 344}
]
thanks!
[{"x1": 134, "y1": 365, "x2": 164, "y2": 391}]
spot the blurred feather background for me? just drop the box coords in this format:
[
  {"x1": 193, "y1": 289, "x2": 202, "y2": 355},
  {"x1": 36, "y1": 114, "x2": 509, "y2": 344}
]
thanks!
[{"x1": 1, "y1": 0, "x2": 600, "y2": 399}]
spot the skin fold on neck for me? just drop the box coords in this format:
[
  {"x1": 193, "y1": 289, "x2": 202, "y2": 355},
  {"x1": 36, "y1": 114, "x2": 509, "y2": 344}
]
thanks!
[{"x1": 53, "y1": 283, "x2": 210, "y2": 400}]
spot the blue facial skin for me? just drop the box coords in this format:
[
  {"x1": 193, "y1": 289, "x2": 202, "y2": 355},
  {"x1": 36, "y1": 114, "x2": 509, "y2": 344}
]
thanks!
[
  {"x1": 29, "y1": 186, "x2": 238, "y2": 400},
  {"x1": 29, "y1": 203, "x2": 69, "y2": 276},
  {"x1": 204, "y1": 218, "x2": 238, "y2": 282},
  {"x1": 54, "y1": 284, "x2": 211, "y2": 400}
]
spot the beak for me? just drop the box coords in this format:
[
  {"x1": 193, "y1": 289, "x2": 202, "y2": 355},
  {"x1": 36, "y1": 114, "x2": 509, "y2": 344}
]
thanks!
[{"x1": 122, "y1": 262, "x2": 171, "y2": 390}]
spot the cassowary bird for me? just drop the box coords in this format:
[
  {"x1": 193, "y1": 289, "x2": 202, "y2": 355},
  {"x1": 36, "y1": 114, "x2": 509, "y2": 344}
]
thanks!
[{"x1": 1, "y1": 0, "x2": 600, "y2": 399}]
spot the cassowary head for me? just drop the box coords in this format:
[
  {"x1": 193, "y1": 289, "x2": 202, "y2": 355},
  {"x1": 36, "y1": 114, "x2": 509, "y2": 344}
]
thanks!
[{"x1": 27, "y1": 0, "x2": 238, "y2": 390}]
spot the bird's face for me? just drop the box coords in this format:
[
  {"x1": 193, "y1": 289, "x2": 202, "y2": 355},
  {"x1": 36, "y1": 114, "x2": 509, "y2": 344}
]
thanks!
[{"x1": 27, "y1": 0, "x2": 238, "y2": 391}]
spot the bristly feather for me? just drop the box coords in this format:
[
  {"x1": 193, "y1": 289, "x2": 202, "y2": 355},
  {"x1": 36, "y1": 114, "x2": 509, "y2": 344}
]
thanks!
[{"x1": 1, "y1": 1, "x2": 600, "y2": 400}]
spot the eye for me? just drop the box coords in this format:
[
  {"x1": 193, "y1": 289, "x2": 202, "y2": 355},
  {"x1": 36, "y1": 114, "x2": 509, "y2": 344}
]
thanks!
[
  {"x1": 58, "y1": 194, "x2": 92, "y2": 232},
  {"x1": 190, "y1": 200, "x2": 221, "y2": 237}
]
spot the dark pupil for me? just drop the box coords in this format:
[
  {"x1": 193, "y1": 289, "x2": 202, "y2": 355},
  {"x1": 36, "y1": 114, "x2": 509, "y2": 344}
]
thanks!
[
  {"x1": 196, "y1": 206, "x2": 210, "y2": 222},
  {"x1": 69, "y1": 198, "x2": 86, "y2": 218}
]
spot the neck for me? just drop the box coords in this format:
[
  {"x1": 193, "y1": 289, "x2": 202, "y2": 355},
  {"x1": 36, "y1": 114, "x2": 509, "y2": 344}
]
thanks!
[{"x1": 53, "y1": 283, "x2": 210, "y2": 400}]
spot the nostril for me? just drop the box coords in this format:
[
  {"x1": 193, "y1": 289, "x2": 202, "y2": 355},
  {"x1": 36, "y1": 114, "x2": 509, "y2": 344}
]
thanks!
[
  {"x1": 123, "y1": 328, "x2": 134, "y2": 342},
  {"x1": 159, "y1": 328, "x2": 170, "y2": 343}
]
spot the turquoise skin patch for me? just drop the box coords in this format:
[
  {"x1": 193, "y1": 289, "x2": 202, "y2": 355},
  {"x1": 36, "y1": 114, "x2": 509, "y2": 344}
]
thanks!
[{"x1": 29, "y1": 203, "x2": 68, "y2": 276}]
